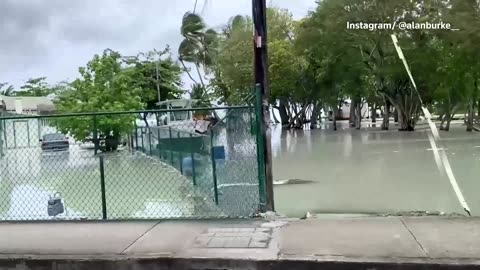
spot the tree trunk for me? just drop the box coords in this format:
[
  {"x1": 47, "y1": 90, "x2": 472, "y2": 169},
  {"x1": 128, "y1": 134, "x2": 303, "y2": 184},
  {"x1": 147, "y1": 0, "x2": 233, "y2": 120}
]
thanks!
[
  {"x1": 371, "y1": 104, "x2": 377, "y2": 123},
  {"x1": 287, "y1": 103, "x2": 308, "y2": 129},
  {"x1": 381, "y1": 99, "x2": 390, "y2": 130},
  {"x1": 271, "y1": 107, "x2": 280, "y2": 124},
  {"x1": 332, "y1": 106, "x2": 338, "y2": 131},
  {"x1": 318, "y1": 105, "x2": 323, "y2": 124},
  {"x1": 478, "y1": 100, "x2": 480, "y2": 120},
  {"x1": 293, "y1": 103, "x2": 299, "y2": 116},
  {"x1": 278, "y1": 99, "x2": 289, "y2": 126},
  {"x1": 355, "y1": 101, "x2": 361, "y2": 129},
  {"x1": 397, "y1": 108, "x2": 404, "y2": 129},
  {"x1": 398, "y1": 110, "x2": 415, "y2": 131},
  {"x1": 439, "y1": 113, "x2": 446, "y2": 131},
  {"x1": 310, "y1": 102, "x2": 318, "y2": 129},
  {"x1": 466, "y1": 103, "x2": 474, "y2": 132},
  {"x1": 349, "y1": 99, "x2": 356, "y2": 127},
  {"x1": 142, "y1": 113, "x2": 150, "y2": 127},
  {"x1": 445, "y1": 113, "x2": 452, "y2": 131},
  {"x1": 103, "y1": 135, "x2": 120, "y2": 152}
]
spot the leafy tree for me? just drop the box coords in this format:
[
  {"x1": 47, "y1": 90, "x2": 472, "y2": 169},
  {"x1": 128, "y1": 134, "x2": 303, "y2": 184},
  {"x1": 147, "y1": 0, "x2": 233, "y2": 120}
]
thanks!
[
  {"x1": 212, "y1": 8, "x2": 305, "y2": 127},
  {"x1": 211, "y1": 15, "x2": 253, "y2": 105},
  {"x1": 446, "y1": 0, "x2": 480, "y2": 131},
  {"x1": 207, "y1": 0, "x2": 480, "y2": 132},
  {"x1": 50, "y1": 81, "x2": 74, "y2": 96},
  {"x1": 123, "y1": 48, "x2": 184, "y2": 109},
  {"x1": 17, "y1": 77, "x2": 52, "y2": 96},
  {"x1": 53, "y1": 49, "x2": 144, "y2": 150}
]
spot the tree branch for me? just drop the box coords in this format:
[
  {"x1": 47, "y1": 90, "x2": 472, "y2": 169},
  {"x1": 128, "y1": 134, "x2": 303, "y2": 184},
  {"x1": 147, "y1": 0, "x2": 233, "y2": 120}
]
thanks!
[{"x1": 179, "y1": 58, "x2": 199, "y2": 84}]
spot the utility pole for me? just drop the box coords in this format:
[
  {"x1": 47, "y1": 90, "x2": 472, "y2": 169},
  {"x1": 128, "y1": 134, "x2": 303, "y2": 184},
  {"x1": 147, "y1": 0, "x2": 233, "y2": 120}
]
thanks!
[
  {"x1": 252, "y1": 0, "x2": 274, "y2": 211},
  {"x1": 155, "y1": 59, "x2": 162, "y2": 127},
  {"x1": 155, "y1": 61, "x2": 161, "y2": 104}
]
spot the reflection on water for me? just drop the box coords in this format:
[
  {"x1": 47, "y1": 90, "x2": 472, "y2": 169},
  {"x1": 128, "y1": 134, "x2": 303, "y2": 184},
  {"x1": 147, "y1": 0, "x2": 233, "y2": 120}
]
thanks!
[
  {"x1": 272, "y1": 122, "x2": 480, "y2": 218},
  {"x1": 0, "y1": 147, "x2": 215, "y2": 220}
]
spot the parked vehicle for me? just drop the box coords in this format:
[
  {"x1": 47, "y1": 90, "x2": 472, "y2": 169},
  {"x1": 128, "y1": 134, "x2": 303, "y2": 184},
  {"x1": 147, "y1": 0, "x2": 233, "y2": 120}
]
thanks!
[
  {"x1": 79, "y1": 135, "x2": 127, "y2": 152},
  {"x1": 40, "y1": 133, "x2": 69, "y2": 152}
]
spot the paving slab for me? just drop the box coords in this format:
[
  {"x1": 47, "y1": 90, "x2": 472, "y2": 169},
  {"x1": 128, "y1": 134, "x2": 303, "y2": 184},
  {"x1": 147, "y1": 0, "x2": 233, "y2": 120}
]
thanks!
[
  {"x1": 3, "y1": 217, "x2": 480, "y2": 269},
  {"x1": 0, "y1": 222, "x2": 157, "y2": 255},
  {"x1": 279, "y1": 217, "x2": 427, "y2": 258},
  {"x1": 122, "y1": 221, "x2": 210, "y2": 255},
  {"x1": 123, "y1": 220, "x2": 267, "y2": 255},
  {"x1": 124, "y1": 220, "x2": 279, "y2": 261},
  {"x1": 402, "y1": 217, "x2": 480, "y2": 259}
]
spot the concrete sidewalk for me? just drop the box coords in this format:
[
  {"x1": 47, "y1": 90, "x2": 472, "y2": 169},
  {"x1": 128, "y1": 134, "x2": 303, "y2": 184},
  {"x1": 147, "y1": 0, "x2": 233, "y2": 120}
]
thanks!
[{"x1": 1, "y1": 215, "x2": 480, "y2": 269}]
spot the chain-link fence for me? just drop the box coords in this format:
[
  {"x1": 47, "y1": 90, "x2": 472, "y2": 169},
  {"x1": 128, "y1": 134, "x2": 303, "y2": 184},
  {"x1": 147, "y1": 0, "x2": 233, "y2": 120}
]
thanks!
[{"x1": 0, "y1": 106, "x2": 265, "y2": 220}]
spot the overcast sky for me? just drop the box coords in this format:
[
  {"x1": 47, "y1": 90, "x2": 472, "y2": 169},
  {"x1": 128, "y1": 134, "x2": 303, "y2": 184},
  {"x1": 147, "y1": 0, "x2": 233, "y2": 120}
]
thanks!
[{"x1": 1, "y1": 0, "x2": 316, "y2": 89}]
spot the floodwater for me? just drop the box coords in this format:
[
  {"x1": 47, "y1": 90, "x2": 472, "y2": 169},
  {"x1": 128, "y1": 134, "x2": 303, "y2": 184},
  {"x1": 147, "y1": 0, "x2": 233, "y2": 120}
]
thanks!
[
  {"x1": 0, "y1": 113, "x2": 260, "y2": 220},
  {"x1": 272, "y1": 121, "x2": 480, "y2": 217},
  {"x1": 3, "y1": 115, "x2": 478, "y2": 220},
  {"x1": 0, "y1": 147, "x2": 205, "y2": 220}
]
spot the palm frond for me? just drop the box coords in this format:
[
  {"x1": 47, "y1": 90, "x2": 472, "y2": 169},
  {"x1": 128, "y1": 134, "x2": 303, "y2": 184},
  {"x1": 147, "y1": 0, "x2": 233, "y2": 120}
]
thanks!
[{"x1": 181, "y1": 12, "x2": 206, "y2": 37}]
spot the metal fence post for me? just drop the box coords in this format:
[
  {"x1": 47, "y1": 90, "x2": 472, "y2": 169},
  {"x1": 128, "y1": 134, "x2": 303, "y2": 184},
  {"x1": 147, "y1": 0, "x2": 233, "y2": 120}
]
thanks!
[
  {"x1": 190, "y1": 133, "x2": 196, "y2": 186},
  {"x1": 249, "y1": 106, "x2": 255, "y2": 135},
  {"x1": 140, "y1": 128, "x2": 144, "y2": 152},
  {"x1": 0, "y1": 116, "x2": 4, "y2": 157},
  {"x1": 210, "y1": 131, "x2": 219, "y2": 205},
  {"x1": 93, "y1": 115, "x2": 99, "y2": 155},
  {"x1": 178, "y1": 132, "x2": 183, "y2": 173},
  {"x1": 158, "y1": 128, "x2": 162, "y2": 160},
  {"x1": 148, "y1": 130, "x2": 152, "y2": 156},
  {"x1": 134, "y1": 122, "x2": 138, "y2": 150},
  {"x1": 130, "y1": 134, "x2": 134, "y2": 153},
  {"x1": 3, "y1": 119, "x2": 7, "y2": 149},
  {"x1": 99, "y1": 155, "x2": 108, "y2": 220},
  {"x1": 255, "y1": 84, "x2": 267, "y2": 210},
  {"x1": 26, "y1": 120, "x2": 31, "y2": 147},
  {"x1": 37, "y1": 118, "x2": 41, "y2": 144},
  {"x1": 169, "y1": 126, "x2": 173, "y2": 165},
  {"x1": 13, "y1": 121, "x2": 16, "y2": 149}
]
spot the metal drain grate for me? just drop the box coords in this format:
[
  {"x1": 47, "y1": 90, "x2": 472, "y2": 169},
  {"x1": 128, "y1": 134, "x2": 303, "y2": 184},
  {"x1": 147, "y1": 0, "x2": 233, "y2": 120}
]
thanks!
[{"x1": 194, "y1": 227, "x2": 272, "y2": 248}]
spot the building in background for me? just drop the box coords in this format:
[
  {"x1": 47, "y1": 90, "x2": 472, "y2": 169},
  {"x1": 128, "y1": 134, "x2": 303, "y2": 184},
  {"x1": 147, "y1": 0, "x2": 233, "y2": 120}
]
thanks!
[{"x1": 0, "y1": 95, "x2": 55, "y2": 115}]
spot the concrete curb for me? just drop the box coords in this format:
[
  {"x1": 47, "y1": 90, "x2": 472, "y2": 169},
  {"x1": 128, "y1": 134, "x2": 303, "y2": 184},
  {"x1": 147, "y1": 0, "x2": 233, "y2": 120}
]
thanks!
[{"x1": 2, "y1": 255, "x2": 480, "y2": 270}]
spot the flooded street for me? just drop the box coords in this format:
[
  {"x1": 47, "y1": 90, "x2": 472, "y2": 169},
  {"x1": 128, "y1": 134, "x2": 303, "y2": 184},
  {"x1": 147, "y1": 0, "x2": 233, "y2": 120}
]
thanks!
[
  {"x1": 2, "y1": 116, "x2": 479, "y2": 220},
  {"x1": 0, "y1": 146, "x2": 203, "y2": 220},
  {"x1": 272, "y1": 121, "x2": 480, "y2": 218},
  {"x1": 0, "y1": 113, "x2": 260, "y2": 220}
]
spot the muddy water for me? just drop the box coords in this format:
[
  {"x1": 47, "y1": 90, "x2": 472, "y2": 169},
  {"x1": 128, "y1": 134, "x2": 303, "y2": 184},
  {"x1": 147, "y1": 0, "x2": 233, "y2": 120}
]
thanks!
[
  {"x1": 2, "y1": 117, "x2": 479, "y2": 219},
  {"x1": 0, "y1": 147, "x2": 203, "y2": 220},
  {"x1": 272, "y1": 122, "x2": 480, "y2": 217}
]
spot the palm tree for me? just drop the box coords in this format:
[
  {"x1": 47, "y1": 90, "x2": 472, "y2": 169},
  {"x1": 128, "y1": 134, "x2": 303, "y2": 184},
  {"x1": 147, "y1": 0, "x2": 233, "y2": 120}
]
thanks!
[
  {"x1": 178, "y1": 12, "x2": 218, "y2": 90},
  {"x1": 0, "y1": 83, "x2": 14, "y2": 96},
  {"x1": 223, "y1": 15, "x2": 250, "y2": 38},
  {"x1": 190, "y1": 83, "x2": 212, "y2": 118},
  {"x1": 179, "y1": 12, "x2": 220, "y2": 120},
  {"x1": 190, "y1": 83, "x2": 210, "y2": 106}
]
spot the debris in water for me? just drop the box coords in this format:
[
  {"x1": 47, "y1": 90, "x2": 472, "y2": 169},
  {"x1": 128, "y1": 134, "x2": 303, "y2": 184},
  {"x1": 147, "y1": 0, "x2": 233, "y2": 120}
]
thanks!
[{"x1": 274, "y1": 179, "x2": 315, "y2": 185}]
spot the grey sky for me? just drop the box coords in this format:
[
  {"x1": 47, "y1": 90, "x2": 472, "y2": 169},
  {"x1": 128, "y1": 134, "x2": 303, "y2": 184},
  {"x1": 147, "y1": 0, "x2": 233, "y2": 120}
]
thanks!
[{"x1": 1, "y1": 0, "x2": 316, "y2": 89}]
